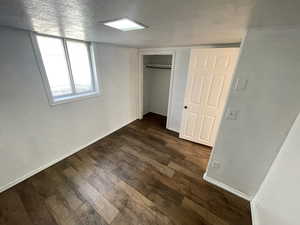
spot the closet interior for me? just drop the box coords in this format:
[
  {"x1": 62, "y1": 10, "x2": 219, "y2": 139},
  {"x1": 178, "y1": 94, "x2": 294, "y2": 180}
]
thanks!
[{"x1": 143, "y1": 54, "x2": 172, "y2": 122}]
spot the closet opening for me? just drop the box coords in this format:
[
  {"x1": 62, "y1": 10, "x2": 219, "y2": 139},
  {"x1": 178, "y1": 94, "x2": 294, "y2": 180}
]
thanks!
[{"x1": 139, "y1": 51, "x2": 175, "y2": 130}]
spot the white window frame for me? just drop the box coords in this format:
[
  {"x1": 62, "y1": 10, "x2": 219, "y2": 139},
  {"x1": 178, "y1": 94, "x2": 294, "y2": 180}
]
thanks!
[{"x1": 30, "y1": 33, "x2": 100, "y2": 105}]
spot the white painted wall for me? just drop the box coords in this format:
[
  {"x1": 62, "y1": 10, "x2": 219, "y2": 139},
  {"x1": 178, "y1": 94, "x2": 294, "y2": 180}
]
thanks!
[
  {"x1": 0, "y1": 27, "x2": 139, "y2": 192},
  {"x1": 206, "y1": 27, "x2": 300, "y2": 198},
  {"x1": 251, "y1": 112, "x2": 300, "y2": 225}
]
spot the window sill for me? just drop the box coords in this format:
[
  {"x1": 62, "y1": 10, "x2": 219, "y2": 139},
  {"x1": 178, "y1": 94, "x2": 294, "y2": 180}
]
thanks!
[{"x1": 49, "y1": 91, "x2": 100, "y2": 106}]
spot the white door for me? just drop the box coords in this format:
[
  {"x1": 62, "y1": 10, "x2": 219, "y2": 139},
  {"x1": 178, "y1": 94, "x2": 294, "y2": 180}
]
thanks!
[{"x1": 180, "y1": 48, "x2": 239, "y2": 146}]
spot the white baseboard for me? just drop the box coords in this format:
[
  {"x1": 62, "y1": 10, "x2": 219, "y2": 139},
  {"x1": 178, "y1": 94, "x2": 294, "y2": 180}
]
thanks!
[
  {"x1": 0, "y1": 118, "x2": 136, "y2": 193},
  {"x1": 250, "y1": 199, "x2": 259, "y2": 225},
  {"x1": 203, "y1": 172, "x2": 252, "y2": 201}
]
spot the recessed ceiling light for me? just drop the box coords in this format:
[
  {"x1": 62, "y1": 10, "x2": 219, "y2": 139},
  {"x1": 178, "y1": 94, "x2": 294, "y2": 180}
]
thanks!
[{"x1": 103, "y1": 18, "x2": 146, "y2": 31}]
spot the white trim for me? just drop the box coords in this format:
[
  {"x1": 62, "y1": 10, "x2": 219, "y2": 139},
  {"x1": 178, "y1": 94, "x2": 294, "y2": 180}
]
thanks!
[
  {"x1": 138, "y1": 49, "x2": 176, "y2": 131},
  {"x1": 30, "y1": 32, "x2": 55, "y2": 106},
  {"x1": 90, "y1": 43, "x2": 101, "y2": 95},
  {"x1": 30, "y1": 32, "x2": 100, "y2": 106},
  {"x1": 49, "y1": 91, "x2": 101, "y2": 105},
  {"x1": 167, "y1": 53, "x2": 176, "y2": 130},
  {"x1": 139, "y1": 44, "x2": 240, "y2": 52},
  {"x1": 203, "y1": 172, "x2": 252, "y2": 201},
  {"x1": 250, "y1": 199, "x2": 259, "y2": 225},
  {"x1": 0, "y1": 118, "x2": 136, "y2": 193},
  {"x1": 138, "y1": 51, "x2": 144, "y2": 119},
  {"x1": 63, "y1": 38, "x2": 77, "y2": 94}
]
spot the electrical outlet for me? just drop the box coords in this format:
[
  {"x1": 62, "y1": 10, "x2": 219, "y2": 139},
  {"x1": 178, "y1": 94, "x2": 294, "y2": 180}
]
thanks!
[
  {"x1": 226, "y1": 109, "x2": 239, "y2": 120},
  {"x1": 211, "y1": 161, "x2": 221, "y2": 169},
  {"x1": 233, "y1": 78, "x2": 248, "y2": 91}
]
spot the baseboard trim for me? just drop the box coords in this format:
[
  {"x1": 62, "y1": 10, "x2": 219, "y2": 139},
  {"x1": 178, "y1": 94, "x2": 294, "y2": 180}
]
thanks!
[
  {"x1": 0, "y1": 118, "x2": 136, "y2": 193},
  {"x1": 250, "y1": 199, "x2": 259, "y2": 225},
  {"x1": 203, "y1": 172, "x2": 252, "y2": 201}
]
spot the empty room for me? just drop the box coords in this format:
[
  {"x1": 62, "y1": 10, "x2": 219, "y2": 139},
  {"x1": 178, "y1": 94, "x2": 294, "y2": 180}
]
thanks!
[{"x1": 1, "y1": 0, "x2": 300, "y2": 225}]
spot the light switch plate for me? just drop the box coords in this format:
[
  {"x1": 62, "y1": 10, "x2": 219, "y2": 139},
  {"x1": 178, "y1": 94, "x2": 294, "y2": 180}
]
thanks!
[{"x1": 226, "y1": 109, "x2": 239, "y2": 120}]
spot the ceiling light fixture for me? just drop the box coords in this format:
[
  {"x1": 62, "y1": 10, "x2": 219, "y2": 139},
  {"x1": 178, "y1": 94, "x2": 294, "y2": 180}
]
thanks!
[{"x1": 103, "y1": 18, "x2": 146, "y2": 31}]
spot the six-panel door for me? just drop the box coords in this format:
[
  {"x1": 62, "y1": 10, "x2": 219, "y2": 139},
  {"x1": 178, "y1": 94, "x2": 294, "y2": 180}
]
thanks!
[{"x1": 180, "y1": 48, "x2": 239, "y2": 146}]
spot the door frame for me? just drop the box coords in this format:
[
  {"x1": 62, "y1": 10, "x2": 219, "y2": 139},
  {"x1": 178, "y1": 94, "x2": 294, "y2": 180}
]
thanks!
[{"x1": 138, "y1": 49, "x2": 176, "y2": 130}]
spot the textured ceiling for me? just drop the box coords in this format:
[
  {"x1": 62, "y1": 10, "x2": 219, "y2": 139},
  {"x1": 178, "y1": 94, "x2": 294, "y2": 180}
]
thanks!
[
  {"x1": 0, "y1": 0, "x2": 271, "y2": 47},
  {"x1": 249, "y1": 0, "x2": 300, "y2": 29}
]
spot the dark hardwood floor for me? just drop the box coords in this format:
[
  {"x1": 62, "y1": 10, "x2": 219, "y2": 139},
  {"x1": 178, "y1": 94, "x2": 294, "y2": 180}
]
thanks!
[{"x1": 0, "y1": 113, "x2": 252, "y2": 225}]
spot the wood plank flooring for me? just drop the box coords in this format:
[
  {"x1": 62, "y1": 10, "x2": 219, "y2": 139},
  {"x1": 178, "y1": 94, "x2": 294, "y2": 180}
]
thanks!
[{"x1": 0, "y1": 113, "x2": 252, "y2": 225}]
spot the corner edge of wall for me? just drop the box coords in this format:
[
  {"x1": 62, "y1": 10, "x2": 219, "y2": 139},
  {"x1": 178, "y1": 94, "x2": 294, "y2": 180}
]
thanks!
[
  {"x1": 250, "y1": 198, "x2": 260, "y2": 225},
  {"x1": 203, "y1": 172, "x2": 252, "y2": 201}
]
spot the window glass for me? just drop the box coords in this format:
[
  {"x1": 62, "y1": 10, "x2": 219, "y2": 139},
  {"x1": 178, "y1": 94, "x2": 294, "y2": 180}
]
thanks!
[
  {"x1": 36, "y1": 35, "x2": 72, "y2": 97},
  {"x1": 66, "y1": 40, "x2": 93, "y2": 93}
]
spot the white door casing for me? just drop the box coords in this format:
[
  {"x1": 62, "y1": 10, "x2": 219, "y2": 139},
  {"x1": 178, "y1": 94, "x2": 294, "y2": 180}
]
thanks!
[{"x1": 180, "y1": 48, "x2": 239, "y2": 146}]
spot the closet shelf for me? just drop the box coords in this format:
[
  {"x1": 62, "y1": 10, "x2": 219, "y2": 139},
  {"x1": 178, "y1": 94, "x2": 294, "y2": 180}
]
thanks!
[{"x1": 145, "y1": 64, "x2": 172, "y2": 69}]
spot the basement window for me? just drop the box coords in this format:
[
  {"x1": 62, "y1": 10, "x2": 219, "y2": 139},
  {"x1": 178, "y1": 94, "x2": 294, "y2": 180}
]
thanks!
[{"x1": 32, "y1": 34, "x2": 99, "y2": 105}]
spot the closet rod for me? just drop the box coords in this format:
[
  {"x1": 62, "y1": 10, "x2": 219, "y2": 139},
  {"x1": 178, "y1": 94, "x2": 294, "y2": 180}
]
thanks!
[{"x1": 145, "y1": 64, "x2": 172, "y2": 69}]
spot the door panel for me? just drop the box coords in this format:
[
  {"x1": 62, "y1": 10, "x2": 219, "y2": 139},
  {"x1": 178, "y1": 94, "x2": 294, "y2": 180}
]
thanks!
[
  {"x1": 183, "y1": 112, "x2": 197, "y2": 138},
  {"x1": 190, "y1": 75, "x2": 207, "y2": 104},
  {"x1": 199, "y1": 116, "x2": 215, "y2": 141},
  {"x1": 207, "y1": 75, "x2": 225, "y2": 108},
  {"x1": 180, "y1": 48, "x2": 239, "y2": 146}
]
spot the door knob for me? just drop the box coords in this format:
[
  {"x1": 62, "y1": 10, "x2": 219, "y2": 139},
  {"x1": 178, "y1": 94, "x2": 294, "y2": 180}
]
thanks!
[{"x1": 184, "y1": 106, "x2": 188, "y2": 109}]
